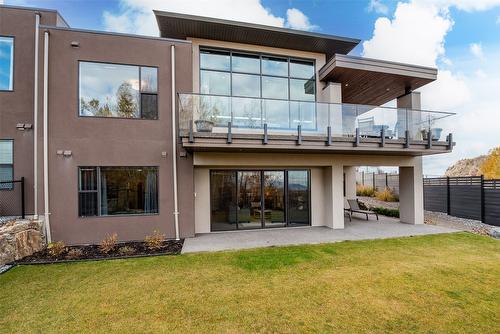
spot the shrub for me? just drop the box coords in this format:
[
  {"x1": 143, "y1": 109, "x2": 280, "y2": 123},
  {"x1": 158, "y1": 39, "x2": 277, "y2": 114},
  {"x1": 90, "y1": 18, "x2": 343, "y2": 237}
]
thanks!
[
  {"x1": 66, "y1": 248, "x2": 83, "y2": 259},
  {"x1": 118, "y1": 246, "x2": 136, "y2": 256},
  {"x1": 372, "y1": 207, "x2": 400, "y2": 218},
  {"x1": 47, "y1": 241, "x2": 66, "y2": 257},
  {"x1": 375, "y1": 187, "x2": 397, "y2": 202},
  {"x1": 100, "y1": 233, "x2": 118, "y2": 254},
  {"x1": 144, "y1": 230, "x2": 165, "y2": 251},
  {"x1": 356, "y1": 185, "x2": 376, "y2": 197}
]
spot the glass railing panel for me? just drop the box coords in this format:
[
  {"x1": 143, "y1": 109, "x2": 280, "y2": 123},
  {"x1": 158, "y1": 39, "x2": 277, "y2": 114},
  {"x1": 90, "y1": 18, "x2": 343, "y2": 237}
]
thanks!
[
  {"x1": 232, "y1": 97, "x2": 262, "y2": 129},
  {"x1": 408, "y1": 110, "x2": 451, "y2": 141},
  {"x1": 262, "y1": 99, "x2": 290, "y2": 130},
  {"x1": 178, "y1": 93, "x2": 455, "y2": 142}
]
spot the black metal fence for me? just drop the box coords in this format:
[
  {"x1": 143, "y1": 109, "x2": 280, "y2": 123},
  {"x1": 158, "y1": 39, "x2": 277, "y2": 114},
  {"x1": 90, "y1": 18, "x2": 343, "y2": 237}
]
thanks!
[
  {"x1": 0, "y1": 177, "x2": 25, "y2": 221},
  {"x1": 356, "y1": 171, "x2": 400, "y2": 195},
  {"x1": 423, "y1": 176, "x2": 500, "y2": 226}
]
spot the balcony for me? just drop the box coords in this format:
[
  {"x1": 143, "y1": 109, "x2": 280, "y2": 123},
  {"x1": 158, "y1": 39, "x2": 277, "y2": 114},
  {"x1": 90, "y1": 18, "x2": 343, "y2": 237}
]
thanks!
[{"x1": 178, "y1": 93, "x2": 455, "y2": 155}]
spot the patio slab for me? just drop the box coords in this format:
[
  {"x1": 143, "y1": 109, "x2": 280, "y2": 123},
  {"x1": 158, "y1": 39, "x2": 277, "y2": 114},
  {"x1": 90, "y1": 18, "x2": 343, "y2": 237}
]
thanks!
[{"x1": 181, "y1": 216, "x2": 462, "y2": 253}]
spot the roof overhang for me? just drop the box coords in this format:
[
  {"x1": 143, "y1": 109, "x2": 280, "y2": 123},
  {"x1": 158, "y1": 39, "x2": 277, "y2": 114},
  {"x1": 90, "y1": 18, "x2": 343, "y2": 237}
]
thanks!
[
  {"x1": 319, "y1": 54, "x2": 437, "y2": 105},
  {"x1": 154, "y1": 10, "x2": 360, "y2": 58}
]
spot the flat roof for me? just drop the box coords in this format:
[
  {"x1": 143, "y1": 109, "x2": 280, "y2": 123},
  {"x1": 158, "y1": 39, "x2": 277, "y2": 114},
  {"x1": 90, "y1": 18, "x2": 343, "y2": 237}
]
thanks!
[
  {"x1": 319, "y1": 54, "x2": 437, "y2": 105},
  {"x1": 0, "y1": 4, "x2": 70, "y2": 28},
  {"x1": 154, "y1": 10, "x2": 360, "y2": 59}
]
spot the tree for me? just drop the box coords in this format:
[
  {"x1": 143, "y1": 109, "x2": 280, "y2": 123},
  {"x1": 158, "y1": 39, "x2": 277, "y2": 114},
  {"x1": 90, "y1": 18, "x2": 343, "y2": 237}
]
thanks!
[
  {"x1": 116, "y1": 82, "x2": 137, "y2": 118},
  {"x1": 479, "y1": 147, "x2": 500, "y2": 179},
  {"x1": 80, "y1": 98, "x2": 112, "y2": 117}
]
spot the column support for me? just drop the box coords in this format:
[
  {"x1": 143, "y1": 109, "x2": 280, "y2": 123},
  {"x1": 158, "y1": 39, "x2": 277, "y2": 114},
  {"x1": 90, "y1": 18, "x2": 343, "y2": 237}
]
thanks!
[
  {"x1": 325, "y1": 164, "x2": 344, "y2": 229},
  {"x1": 399, "y1": 157, "x2": 424, "y2": 224}
]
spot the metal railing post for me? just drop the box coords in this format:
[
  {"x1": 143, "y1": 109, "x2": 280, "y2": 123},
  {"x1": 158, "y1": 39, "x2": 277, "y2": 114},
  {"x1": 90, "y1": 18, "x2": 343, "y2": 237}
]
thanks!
[
  {"x1": 447, "y1": 133, "x2": 453, "y2": 150},
  {"x1": 227, "y1": 121, "x2": 232, "y2": 144},
  {"x1": 326, "y1": 126, "x2": 332, "y2": 146},
  {"x1": 297, "y1": 125, "x2": 302, "y2": 145},
  {"x1": 188, "y1": 121, "x2": 194, "y2": 143},
  {"x1": 263, "y1": 123, "x2": 268, "y2": 144},
  {"x1": 354, "y1": 128, "x2": 360, "y2": 147},
  {"x1": 380, "y1": 127, "x2": 385, "y2": 147}
]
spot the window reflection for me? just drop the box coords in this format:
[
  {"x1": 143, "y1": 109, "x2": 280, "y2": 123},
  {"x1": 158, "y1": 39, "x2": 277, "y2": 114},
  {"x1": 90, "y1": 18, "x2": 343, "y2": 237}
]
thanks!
[
  {"x1": 200, "y1": 70, "x2": 230, "y2": 95},
  {"x1": 232, "y1": 53, "x2": 260, "y2": 74},
  {"x1": 0, "y1": 37, "x2": 14, "y2": 90},
  {"x1": 79, "y1": 62, "x2": 157, "y2": 119},
  {"x1": 262, "y1": 76, "x2": 288, "y2": 100},
  {"x1": 232, "y1": 73, "x2": 260, "y2": 98},
  {"x1": 290, "y1": 60, "x2": 314, "y2": 79},
  {"x1": 200, "y1": 50, "x2": 230, "y2": 71},
  {"x1": 262, "y1": 56, "x2": 288, "y2": 76}
]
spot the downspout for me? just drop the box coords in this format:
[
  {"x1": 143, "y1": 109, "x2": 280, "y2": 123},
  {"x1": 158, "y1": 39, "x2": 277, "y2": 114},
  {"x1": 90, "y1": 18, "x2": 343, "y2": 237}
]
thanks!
[
  {"x1": 33, "y1": 13, "x2": 40, "y2": 219},
  {"x1": 43, "y1": 31, "x2": 51, "y2": 243},
  {"x1": 171, "y1": 45, "x2": 180, "y2": 240}
]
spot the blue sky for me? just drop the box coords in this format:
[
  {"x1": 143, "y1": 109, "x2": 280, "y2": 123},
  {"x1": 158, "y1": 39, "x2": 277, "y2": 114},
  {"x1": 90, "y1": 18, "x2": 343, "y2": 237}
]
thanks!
[{"x1": 4, "y1": 0, "x2": 500, "y2": 175}]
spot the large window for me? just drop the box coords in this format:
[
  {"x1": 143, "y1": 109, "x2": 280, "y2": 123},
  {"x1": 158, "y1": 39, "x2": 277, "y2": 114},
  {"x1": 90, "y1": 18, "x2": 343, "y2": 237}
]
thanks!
[
  {"x1": 78, "y1": 166, "x2": 158, "y2": 217},
  {"x1": 0, "y1": 140, "x2": 13, "y2": 190},
  {"x1": 79, "y1": 62, "x2": 158, "y2": 119},
  {"x1": 0, "y1": 37, "x2": 14, "y2": 91},
  {"x1": 210, "y1": 169, "x2": 310, "y2": 231},
  {"x1": 199, "y1": 49, "x2": 316, "y2": 129}
]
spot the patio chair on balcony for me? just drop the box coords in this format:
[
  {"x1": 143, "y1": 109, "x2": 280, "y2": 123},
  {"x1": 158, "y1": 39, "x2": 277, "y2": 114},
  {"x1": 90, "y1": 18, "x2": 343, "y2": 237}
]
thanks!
[{"x1": 346, "y1": 199, "x2": 379, "y2": 221}]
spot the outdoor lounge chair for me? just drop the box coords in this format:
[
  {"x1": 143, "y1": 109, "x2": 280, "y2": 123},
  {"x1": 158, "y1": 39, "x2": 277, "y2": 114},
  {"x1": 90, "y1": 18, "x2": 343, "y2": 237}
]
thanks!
[{"x1": 346, "y1": 199, "x2": 379, "y2": 221}]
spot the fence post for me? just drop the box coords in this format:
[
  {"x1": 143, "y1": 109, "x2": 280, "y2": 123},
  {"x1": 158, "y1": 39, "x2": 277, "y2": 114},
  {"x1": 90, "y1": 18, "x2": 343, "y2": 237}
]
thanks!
[
  {"x1": 21, "y1": 177, "x2": 25, "y2": 219},
  {"x1": 362, "y1": 171, "x2": 365, "y2": 186},
  {"x1": 446, "y1": 176, "x2": 451, "y2": 215},
  {"x1": 481, "y1": 175, "x2": 485, "y2": 223},
  {"x1": 372, "y1": 172, "x2": 375, "y2": 190},
  {"x1": 385, "y1": 173, "x2": 388, "y2": 188}
]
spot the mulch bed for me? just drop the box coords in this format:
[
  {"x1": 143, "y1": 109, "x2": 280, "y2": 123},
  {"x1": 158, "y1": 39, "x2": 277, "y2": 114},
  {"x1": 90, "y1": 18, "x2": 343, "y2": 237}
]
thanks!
[{"x1": 16, "y1": 240, "x2": 184, "y2": 265}]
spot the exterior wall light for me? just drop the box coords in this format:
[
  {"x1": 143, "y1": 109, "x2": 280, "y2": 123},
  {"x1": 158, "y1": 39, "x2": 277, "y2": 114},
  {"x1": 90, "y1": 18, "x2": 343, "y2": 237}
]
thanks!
[
  {"x1": 70, "y1": 41, "x2": 80, "y2": 48},
  {"x1": 16, "y1": 123, "x2": 33, "y2": 131}
]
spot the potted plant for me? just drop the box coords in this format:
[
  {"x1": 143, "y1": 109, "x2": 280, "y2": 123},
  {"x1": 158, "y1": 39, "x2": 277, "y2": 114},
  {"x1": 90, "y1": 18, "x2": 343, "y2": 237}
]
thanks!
[{"x1": 194, "y1": 100, "x2": 220, "y2": 132}]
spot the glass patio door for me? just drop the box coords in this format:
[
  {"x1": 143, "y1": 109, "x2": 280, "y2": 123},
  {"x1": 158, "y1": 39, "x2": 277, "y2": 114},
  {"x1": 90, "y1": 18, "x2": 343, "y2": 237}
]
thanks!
[
  {"x1": 236, "y1": 171, "x2": 262, "y2": 229},
  {"x1": 210, "y1": 169, "x2": 310, "y2": 231},
  {"x1": 263, "y1": 171, "x2": 286, "y2": 228}
]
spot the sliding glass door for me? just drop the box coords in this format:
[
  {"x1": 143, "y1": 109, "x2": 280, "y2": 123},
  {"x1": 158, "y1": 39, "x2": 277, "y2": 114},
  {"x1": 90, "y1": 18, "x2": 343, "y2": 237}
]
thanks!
[{"x1": 210, "y1": 169, "x2": 309, "y2": 231}]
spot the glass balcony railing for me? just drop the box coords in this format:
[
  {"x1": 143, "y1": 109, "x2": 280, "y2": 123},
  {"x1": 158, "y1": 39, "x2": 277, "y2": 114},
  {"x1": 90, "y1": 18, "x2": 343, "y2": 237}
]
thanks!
[{"x1": 178, "y1": 93, "x2": 455, "y2": 142}]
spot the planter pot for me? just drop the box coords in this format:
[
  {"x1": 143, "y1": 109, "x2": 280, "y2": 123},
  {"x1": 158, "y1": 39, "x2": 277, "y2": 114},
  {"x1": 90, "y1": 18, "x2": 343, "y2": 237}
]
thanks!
[
  {"x1": 194, "y1": 120, "x2": 214, "y2": 132},
  {"x1": 421, "y1": 128, "x2": 443, "y2": 141}
]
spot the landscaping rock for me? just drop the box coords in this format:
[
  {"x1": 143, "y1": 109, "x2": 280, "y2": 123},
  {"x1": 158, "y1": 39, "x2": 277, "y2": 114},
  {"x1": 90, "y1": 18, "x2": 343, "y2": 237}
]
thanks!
[
  {"x1": 488, "y1": 227, "x2": 500, "y2": 239},
  {"x1": 0, "y1": 219, "x2": 45, "y2": 265}
]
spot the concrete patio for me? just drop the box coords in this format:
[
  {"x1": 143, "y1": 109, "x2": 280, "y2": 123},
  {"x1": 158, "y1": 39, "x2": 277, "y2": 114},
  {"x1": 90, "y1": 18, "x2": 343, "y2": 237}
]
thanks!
[{"x1": 181, "y1": 216, "x2": 462, "y2": 253}]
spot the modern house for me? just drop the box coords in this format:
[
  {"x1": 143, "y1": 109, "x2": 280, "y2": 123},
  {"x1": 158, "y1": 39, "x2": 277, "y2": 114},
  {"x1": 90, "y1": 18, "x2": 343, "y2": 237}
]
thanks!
[{"x1": 0, "y1": 5, "x2": 455, "y2": 245}]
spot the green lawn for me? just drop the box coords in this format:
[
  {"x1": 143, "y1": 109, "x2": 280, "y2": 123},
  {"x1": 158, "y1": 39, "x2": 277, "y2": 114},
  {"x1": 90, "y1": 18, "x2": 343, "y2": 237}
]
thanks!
[{"x1": 1, "y1": 233, "x2": 499, "y2": 333}]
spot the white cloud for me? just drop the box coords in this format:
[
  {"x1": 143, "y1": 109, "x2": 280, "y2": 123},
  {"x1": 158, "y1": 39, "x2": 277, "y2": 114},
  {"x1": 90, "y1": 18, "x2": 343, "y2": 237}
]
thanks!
[
  {"x1": 362, "y1": 0, "x2": 500, "y2": 175},
  {"x1": 285, "y1": 8, "x2": 318, "y2": 31},
  {"x1": 367, "y1": 0, "x2": 389, "y2": 15},
  {"x1": 103, "y1": 0, "x2": 318, "y2": 36},
  {"x1": 469, "y1": 43, "x2": 484, "y2": 59},
  {"x1": 362, "y1": 2, "x2": 453, "y2": 67}
]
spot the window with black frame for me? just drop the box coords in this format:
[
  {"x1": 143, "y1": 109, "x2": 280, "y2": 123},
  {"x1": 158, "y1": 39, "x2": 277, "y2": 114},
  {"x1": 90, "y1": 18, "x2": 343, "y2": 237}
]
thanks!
[
  {"x1": 0, "y1": 140, "x2": 14, "y2": 190},
  {"x1": 79, "y1": 62, "x2": 158, "y2": 119},
  {"x1": 199, "y1": 49, "x2": 316, "y2": 129},
  {"x1": 78, "y1": 166, "x2": 158, "y2": 217}
]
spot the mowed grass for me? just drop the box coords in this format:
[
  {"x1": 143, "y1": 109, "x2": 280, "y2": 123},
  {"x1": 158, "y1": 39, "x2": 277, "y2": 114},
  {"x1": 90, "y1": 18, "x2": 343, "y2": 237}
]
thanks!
[{"x1": 1, "y1": 233, "x2": 499, "y2": 333}]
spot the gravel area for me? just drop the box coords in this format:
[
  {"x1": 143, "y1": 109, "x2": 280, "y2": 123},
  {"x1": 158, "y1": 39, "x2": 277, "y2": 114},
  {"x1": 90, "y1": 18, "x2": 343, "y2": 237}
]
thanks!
[{"x1": 357, "y1": 196, "x2": 497, "y2": 237}]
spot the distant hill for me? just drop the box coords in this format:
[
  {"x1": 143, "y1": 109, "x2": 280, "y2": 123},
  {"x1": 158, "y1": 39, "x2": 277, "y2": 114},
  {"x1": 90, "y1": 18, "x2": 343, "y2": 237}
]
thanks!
[{"x1": 445, "y1": 155, "x2": 487, "y2": 177}]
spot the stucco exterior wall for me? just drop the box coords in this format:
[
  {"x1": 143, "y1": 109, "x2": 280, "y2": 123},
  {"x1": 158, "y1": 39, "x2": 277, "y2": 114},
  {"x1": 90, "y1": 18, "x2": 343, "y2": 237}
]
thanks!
[
  {"x1": 42, "y1": 28, "x2": 193, "y2": 244},
  {"x1": 0, "y1": 7, "x2": 60, "y2": 216}
]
